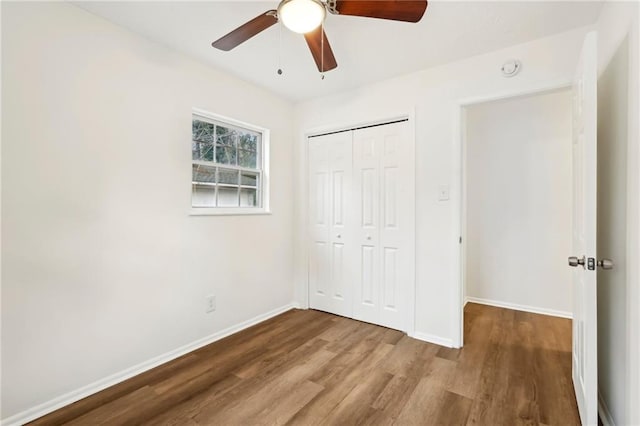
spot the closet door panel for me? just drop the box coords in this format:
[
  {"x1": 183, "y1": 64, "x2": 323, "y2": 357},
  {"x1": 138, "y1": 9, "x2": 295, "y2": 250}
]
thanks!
[
  {"x1": 331, "y1": 242, "x2": 346, "y2": 300},
  {"x1": 328, "y1": 132, "x2": 353, "y2": 317},
  {"x1": 353, "y1": 130, "x2": 381, "y2": 324},
  {"x1": 308, "y1": 132, "x2": 353, "y2": 317},
  {"x1": 361, "y1": 168, "x2": 378, "y2": 227},
  {"x1": 308, "y1": 137, "x2": 331, "y2": 312},
  {"x1": 382, "y1": 247, "x2": 399, "y2": 310},
  {"x1": 383, "y1": 166, "x2": 399, "y2": 230},
  {"x1": 378, "y1": 122, "x2": 413, "y2": 331},
  {"x1": 360, "y1": 245, "x2": 376, "y2": 305},
  {"x1": 352, "y1": 121, "x2": 413, "y2": 331}
]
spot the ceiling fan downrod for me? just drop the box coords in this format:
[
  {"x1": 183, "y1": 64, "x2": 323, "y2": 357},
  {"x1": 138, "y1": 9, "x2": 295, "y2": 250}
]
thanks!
[{"x1": 325, "y1": 0, "x2": 339, "y2": 15}]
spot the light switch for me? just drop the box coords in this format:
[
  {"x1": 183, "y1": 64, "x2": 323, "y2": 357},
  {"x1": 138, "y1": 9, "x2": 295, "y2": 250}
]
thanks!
[{"x1": 438, "y1": 185, "x2": 450, "y2": 201}]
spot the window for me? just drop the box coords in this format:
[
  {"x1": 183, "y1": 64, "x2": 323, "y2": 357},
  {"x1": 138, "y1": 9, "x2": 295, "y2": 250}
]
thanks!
[{"x1": 191, "y1": 109, "x2": 269, "y2": 214}]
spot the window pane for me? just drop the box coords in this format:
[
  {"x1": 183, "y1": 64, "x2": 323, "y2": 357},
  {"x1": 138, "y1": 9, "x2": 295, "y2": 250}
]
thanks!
[
  {"x1": 218, "y1": 187, "x2": 239, "y2": 207},
  {"x1": 192, "y1": 141, "x2": 214, "y2": 161},
  {"x1": 241, "y1": 171, "x2": 258, "y2": 187},
  {"x1": 218, "y1": 168, "x2": 239, "y2": 185},
  {"x1": 192, "y1": 164, "x2": 216, "y2": 183},
  {"x1": 216, "y1": 124, "x2": 228, "y2": 137},
  {"x1": 192, "y1": 185, "x2": 216, "y2": 207},
  {"x1": 191, "y1": 112, "x2": 265, "y2": 211},
  {"x1": 192, "y1": 120, "x2": 214, "y2": 143},
  {"x1": 240, "y1": 188, "x2": 257, "y2": 207},
  {"x1": 215, "y1": 146, "x2": 237, "y2": 165},
  {"x1": 238, "y1": 149, "x2": 257, "y2": 168},
  {"x1": 216, "y1": 127, "x2": 237, "y2": 147},
  {"x1": 239, "y1": 133, "x2": 258, "y2": 151}
]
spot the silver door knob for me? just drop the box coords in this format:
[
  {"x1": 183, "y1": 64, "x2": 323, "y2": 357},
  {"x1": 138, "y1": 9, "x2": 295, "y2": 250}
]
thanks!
[
  {"x1": 568, "y1": 256, "x2": 585, "y2": 267},
  {"x1": 597, "y1": 259, "x2": 614, "y2": 270},
  {"x1": 336, "y1": 234, "x2": 341, "y2": 239}
]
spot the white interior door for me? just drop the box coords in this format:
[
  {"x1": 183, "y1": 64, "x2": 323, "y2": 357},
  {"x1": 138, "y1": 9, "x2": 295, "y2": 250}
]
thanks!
[
  {"x1": 308, "y1": 131, "x2": 353, "y2": 318},
  {"x1": 570, "y1": 31, "x2": 598, "y2": 426},
  {"x1": 352, "y1": 121, "x2": 414, "y2": 331}
]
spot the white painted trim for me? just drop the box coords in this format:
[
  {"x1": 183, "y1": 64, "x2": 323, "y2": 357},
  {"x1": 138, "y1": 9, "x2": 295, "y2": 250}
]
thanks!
[
  {"x1": 452, "y1": 80, "x2": 574, "y2": 350},
  {"x1": 300, "y1": 125, "x2": 311, "y2": 310},
  {"x1": 407, "y1": 109, "x2": 417, "y2": 338},
  {"x1": 466, "y1": 297, "x2": 573, "y2": 319},
  {"x1": 0, "y1": 303, "x2": 298, "y2": 426},
  {"x1": 599, "y1": 391, "x2": 616, "y2": 426},
  {"x1": 191, "y1": 107, "x2": 269, "y2": 135},
  {"x1": 409, "y1": 332, "x2": 454, "y2": 348},
  {"x1": 451, "y1": 102, "x2": 464, "y2": 349},
  {"x1": 456, "y1": 78, "x2": 574, "y2": 107},
  {"x1": 626, "y1": 8, "x2": 640, "y2": 424},
  {"x1": 189, "y1": 208, "x2": 271, "y2": 216}
]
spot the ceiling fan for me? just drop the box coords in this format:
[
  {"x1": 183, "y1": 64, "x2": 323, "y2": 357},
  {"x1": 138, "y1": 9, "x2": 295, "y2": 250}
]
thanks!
[{"x1": 211, "y1": 0, "x2": 428, "y2": 73}]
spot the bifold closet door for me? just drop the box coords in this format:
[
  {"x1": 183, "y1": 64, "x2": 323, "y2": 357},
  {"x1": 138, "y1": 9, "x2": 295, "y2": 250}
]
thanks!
[
  {"x1": 308, "y1": 120, "x2": 414, "y2": 332},
  {"x1": 308, "y1": 131, "x2": 353, "y2": 318},
  {"x1": 352, "y1": 121, "x2": 413, "y2": 331}
]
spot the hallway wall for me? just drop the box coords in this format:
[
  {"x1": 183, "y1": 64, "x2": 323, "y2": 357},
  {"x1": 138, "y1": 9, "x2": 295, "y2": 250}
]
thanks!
[{"x1": 465, "y1": 89, "x2": 573, "y2": 317}]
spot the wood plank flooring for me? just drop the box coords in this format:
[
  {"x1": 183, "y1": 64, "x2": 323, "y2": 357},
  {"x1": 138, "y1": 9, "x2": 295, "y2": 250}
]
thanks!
[{"x1": 30, "y1": 303, "x2": 580, "y2": 425}]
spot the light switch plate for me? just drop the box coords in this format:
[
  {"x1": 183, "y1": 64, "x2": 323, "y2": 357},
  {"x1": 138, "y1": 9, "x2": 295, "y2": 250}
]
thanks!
[{"x1": 438, "y1": 185, "x2": 450, "y2": 201}]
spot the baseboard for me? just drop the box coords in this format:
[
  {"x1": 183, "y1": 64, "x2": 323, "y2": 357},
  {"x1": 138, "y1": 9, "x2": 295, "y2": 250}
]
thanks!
[
  {"x1": 1, "y1": 303, "x2": 297, "y2": 426},
  {"x1": 410, "y1": 332, "x2": 454, "y2": 348},
  {"x1": 598, "y1": 391, "x2": 615, "y2": 426},
  {"x1": 465, "y1": 297, "x2": 572, "y2": 319}
]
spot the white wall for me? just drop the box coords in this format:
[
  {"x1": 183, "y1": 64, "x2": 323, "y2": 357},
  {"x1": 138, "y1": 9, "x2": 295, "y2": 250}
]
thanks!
[
  {"x1": 465, "y1": 90, "x2": 572, "y2": 317},
  {"x1": 293, "y1": 26, "x2": 591, "y2": 345},
  {"x1": 1, "y1": 2, "x2": 295, "y2": 421},
  {"x1": 595, "y1": 1, "x2": 640, "y2": 425}
]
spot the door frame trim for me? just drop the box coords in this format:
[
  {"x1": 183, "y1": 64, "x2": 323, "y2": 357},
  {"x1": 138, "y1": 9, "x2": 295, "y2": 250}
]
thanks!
[
  {"x1": 300, "y1": 110, "x2": 417, "y2": 337},
  {"x1": 451, "y1": 79, "x2": 572, "y2": 348}
]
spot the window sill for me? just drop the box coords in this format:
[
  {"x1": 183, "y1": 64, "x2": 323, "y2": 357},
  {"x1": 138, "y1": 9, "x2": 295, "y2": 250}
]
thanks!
[{"x1": 189, "y1": 208, "x2": 272, "y2": 216}]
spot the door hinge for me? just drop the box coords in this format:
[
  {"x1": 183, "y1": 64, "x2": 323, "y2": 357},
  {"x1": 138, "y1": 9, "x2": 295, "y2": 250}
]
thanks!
[{"x1": 459, "y1": 236, "x2": 462, "y2": 244}]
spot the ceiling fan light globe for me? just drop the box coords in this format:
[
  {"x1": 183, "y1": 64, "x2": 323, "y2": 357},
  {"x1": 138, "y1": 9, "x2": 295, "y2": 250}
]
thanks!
[{"x1": 278, "y1": 0, "x2": 326, "y2": 34}]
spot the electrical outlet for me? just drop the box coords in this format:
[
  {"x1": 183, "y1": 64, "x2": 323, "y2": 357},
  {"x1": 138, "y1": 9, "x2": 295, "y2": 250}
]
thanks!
[{"x1": 205, "y1": 295, "x2": 216, "y2": 313}]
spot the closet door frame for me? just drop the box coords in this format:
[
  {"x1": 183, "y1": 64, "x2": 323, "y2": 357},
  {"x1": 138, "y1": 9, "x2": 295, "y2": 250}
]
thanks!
[{"x1": 301, "y1": 111, "x2": 416, "y2": 336}]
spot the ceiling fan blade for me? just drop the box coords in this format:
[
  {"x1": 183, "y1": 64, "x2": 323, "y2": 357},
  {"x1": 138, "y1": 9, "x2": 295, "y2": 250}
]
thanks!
[
  {"x1": 212, "y1": 10, "x2": 278, "y2": 51},
  {"x1": 304, "y1": 27, "x2": 338, "y2": 72},
  {"x1": 334, "y1": 0, "x2": 428, "y2": 23}
]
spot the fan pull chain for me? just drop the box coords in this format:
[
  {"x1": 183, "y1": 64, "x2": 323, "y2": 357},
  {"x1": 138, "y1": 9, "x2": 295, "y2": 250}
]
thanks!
[{"x1": 277, "y1": 20, "x2": 283, "y2": 75}]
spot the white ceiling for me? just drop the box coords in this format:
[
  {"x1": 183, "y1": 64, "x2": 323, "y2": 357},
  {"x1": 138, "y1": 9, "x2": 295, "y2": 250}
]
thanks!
[{"x1": 74, "y1": 1, "x2": 603, "y2": 102}]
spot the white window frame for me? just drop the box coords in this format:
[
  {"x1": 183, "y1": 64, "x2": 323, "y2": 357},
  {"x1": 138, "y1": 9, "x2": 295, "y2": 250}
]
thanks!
[{"x1": 190, "y1": 108, "x2": 270, "y2": 216}]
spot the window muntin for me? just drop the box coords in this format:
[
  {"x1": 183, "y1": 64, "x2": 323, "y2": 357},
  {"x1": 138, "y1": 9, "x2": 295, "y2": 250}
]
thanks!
[{"x1": 191, "y1": 113, "x2": 264, "y2": 210}]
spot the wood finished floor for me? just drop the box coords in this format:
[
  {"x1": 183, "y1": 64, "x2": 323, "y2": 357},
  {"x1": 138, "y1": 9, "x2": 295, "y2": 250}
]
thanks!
[{"x1": 30, "y1": 303, "x2": 580, "y2": 425}]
